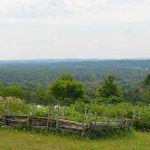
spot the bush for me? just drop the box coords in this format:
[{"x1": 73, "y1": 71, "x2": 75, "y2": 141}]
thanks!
[
  {"x1": 134, "y1": 111, "x2": 150, "y2": 131},
  {"x1": 0, "y1": 97, "x2": 29, "y2": 115},
  {"x1": 85, "y1": 126, "x2": 134, "y2": 139}
]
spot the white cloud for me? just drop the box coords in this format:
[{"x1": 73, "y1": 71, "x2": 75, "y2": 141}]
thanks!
[
  {"x1": 0, "y1": 0, "x2": 149, "y2": 20},
  {"x1": 0, "y1": 0, "x2": 150, "y2": 59}
]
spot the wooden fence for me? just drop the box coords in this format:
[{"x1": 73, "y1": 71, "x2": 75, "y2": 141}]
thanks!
[
  {"x1": 0, "y1": 100, "x2": 131, "y2": 132},
  {"x1": 0, "y1": 113, "x2": 129, "y2": 133}
]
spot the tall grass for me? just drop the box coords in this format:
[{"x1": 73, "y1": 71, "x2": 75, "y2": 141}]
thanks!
[{"x1": 0, "y1": 128, "x2": 150, "y2": 150}]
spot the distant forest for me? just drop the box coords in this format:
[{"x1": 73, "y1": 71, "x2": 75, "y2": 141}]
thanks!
[{"x1": 0, "y1": 59, "x2": 150, "y2": 103}]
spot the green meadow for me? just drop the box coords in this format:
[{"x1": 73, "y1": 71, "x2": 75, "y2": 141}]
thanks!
[{"x1": 0, "y1": 128, "x2": 150, "y2": 150}]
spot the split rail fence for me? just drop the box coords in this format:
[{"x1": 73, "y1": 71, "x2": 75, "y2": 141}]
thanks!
[{"x1": 0, "y1": 104, "x2": 130, "y2": 133}]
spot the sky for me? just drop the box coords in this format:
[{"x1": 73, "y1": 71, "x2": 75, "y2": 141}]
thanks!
[{"x1": 0, "y1": 0, "x2": 150, "y2": 60}]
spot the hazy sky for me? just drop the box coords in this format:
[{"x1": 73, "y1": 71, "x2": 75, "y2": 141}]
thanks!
[{"x1": 0, "y1": 0, "x2": 150, "y2": 60}]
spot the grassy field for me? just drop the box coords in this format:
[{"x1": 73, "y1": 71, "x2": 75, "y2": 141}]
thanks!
[{"x1": 0, "y1": 128, "x2": 150, "y2": 150}]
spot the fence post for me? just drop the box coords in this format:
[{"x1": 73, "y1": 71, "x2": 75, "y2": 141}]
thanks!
[
  {"x1": 122, "y1": 114, "x2": 124, "y2": 121},
  {"x1": 116, "y1": 114, "x2": 118, "y2": 122},
  {"x1": 94, "y1": 112, "x2": 97, "y2": 128},
  {"x1": 47, "y1": 104, "x2": 50, "y2": 131},
  {"x1": 88, "y1": 110, "x2": 91, "y2": 129},
  {"x1": 4, "y1": 101, "x2": 7, "y2": 127},
  {"x1": 56, "y1": 114, "x2": 59, "y2": 131},
  {"x1": 138, "y1": 112, "x2": 141, "y2": 119},
  {"x1": 85, "y1": 107, "x2": 87, "y2": 115},
  {"x1": 101, "y1": 113, "x2": 104, "y2": 123},
  {"x1": 52, "y1": 103, "x2": 54, "y2": 118},
  {"x1": 133, "y1": 108, "x2": 136, "y2": 120},
  {"x1": 31, "y1": 104, "x2": 35, "y2": 116},
  {"x1": 82, "y1": 113, "x2": 84, "y2": 134},
  {"x1": 142, "y1": 102, "x2": 145, "y2": 114},
  {"x1": 62, "y1": 106, "x2": 66, "y2": 120},
  {"x1": 107, "y1": 113, "x2": 110, "y2": 127},
  {"x1": 57, "y1": 103, "x2": 60, "y2": 115},
  {"x1": 27, "y1": 109, "x2": 31, "y2": 129},
  {"x1": 120, "y1": 114, "x2": 124, "y2": 127},
  {"x1": 77, "y1": 122, "x2": 79, "y2": 131}
]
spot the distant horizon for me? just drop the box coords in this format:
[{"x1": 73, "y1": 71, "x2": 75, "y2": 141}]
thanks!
[{"x1": 0, "y1": 57, "x2": 150, "y2": 61}]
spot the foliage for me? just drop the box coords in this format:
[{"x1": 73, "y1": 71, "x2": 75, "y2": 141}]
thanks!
[
  {"x1": 86, "y1": 126, "x2": 134, "y2": 139},
  {"x1": 123, "y1": 87, "x2": 141, "y2": 104},
  {"x1": 50, "y1": 74, "x2": 84, "y2": 104},
  {"x1": 0, "y1": 60, "x2": 150, "y2": 103},
  {"x1": 34, "y1": 87, "x2": 50, "y2": 104},
  {"x1": 0, "y1": 97, "x2": 29, "y2": 115},
  {"x1": 0, "y1": 85, "x2": 26, "y2": 99},
  {"x1": 141, "y1": 74, "x2": 150, "y2": 103},
  {"x1": 134, "y1": 110, "x2": 150, "y2": 131},
  {"x1": 1, "y1": 97, "x2": 150, "y2": 132},
  {"x1": 143, "y1": 74, "x2": 150, "y2": 85},
  {"x1": 35, "y1": 105, "x2": 48, "y2": 117},
  {"x1": 96, "y1": 75, "x2": 122, "y2": 103}
]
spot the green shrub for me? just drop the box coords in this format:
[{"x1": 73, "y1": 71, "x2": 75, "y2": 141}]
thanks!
[
  {"x1": 85, "y1": 126, "x2": 134, "y2": 139},
  {"x1": 134, "y1": 111, "x2": 150, "y2": 131},
  {"x1": 0, "y1": 97, "x2": 29, "y2": 115}
]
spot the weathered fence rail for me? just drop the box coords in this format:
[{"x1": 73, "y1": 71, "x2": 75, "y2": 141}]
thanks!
[
  {"x1": 0, "y1": 114, "x2": 129, "y2": 132},
  {"x1": 0, "y1": 114, "x2": 87, "y2": 130},
  {"x1": 0, "y1": 97, "x2": 131, "y2": 132}
]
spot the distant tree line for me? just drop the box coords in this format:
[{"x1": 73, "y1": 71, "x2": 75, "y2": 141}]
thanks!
[
  {"x1": 0, "y1": 73, "x2": 150, "y2": 105},
  {"x1": 0, "y1": 60, "x2": 150, "y2": 99}
]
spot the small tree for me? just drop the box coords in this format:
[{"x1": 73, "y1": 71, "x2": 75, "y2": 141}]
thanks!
[
  {"x1": 34, "y1": 87, "x2": 50, "y2": 104},
  {"x1": 49, "y1": 74, "x2": 84, "y2": 104},
  {"x1": 1, "y1": 85, "x2": 25, "y2": 99},
  {"x1": 96, "y1": 75, "x2": 122, "y2": 103},
  {"x1": 141, "y1": 74, "x2": 150, "y2": 104}
]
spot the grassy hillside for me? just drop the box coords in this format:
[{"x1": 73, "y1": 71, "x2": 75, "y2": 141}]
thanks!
[{"x1": 0, "y1": 128, "x2": 150, "y2": 150}]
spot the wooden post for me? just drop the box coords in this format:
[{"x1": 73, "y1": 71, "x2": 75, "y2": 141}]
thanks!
[
  {"x1": 57, "y1": 103, "x2": 60, "y2": 115},
  {"x1": 52, "y1": 103, "x2": 54, "y2": 113},
  {"x1": 56, "y1": 114, "x2": 59, "y2": 131},
  {"x1": 84, "y1": 107, "x2": 87, "y2": 115},
  {"x1": 101, "y1": 113, "x2": 104, "y2": 123},
  {"x1": 62, "y1": 106, "x2": 66, "y2": 120},
  {"x1": 142, "y1": 102, "x2": 145, "y2": 114},
  {"x1": 119, "y1": 114, "x2": 123, "y2": 126},
  {"x1": 77, "y1": 121, "x2": 79, "y2": 131},
  {"x1": 122, "y1": 114, "x2": 124, "y2": 121},
  {"x1": 88, "y1": 110, "x2": 91, "y2": 129},
  {"x1": 27, "y1": 109, "x2": 31, "y2": 129},
  {"x1": 107, "y1": 113, "x2": 110, "y2": 127},
  {"x1": 82, "y1": 113, "x2": 84, "y2": 134},
  {"x1": 52, "y1": 103, "x2": 54, "y2": 118},
  {"x1": 138, "y1": 112, "x2": 141, "y2": 119},
  {"x1": 121, "y1": 114, "x2": 124, "y2": 127},
  {"x1": 47, "y1": 104, "x2": 50, "y2": 130},
  {"x1": 94, "y1": 112, "x2": 97, "y2": 128},
  {"x1": 31, "y1": 104, "x2": 35, "y2": 116},
  {"x1": 133, "y1": 108, "x2": 136, "y2": 120},
  {"x1": 56, "y1": 103, "x2": 60, "y2": 131},
  {"x1": 124, "y1": 120, "x2": 128, "y2": 128},
  {"x1": 116, "y1": 114, "x2": 118, "y2": 122},
  {"x1": 4, "y1": 101, "x2": 7, "y2": 126}
]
